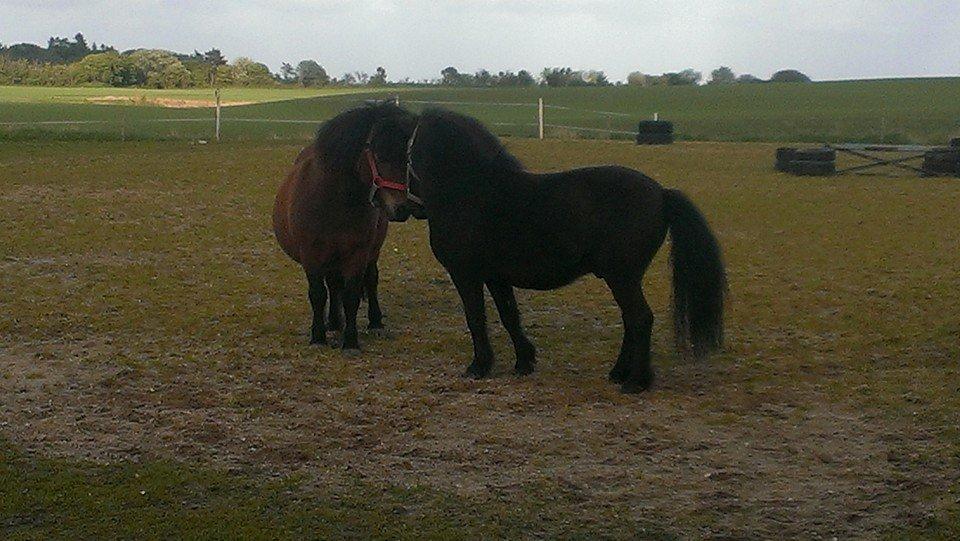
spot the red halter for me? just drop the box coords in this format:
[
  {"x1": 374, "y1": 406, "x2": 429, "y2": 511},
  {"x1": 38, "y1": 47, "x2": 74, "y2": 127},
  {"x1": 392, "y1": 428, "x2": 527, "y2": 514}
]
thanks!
[
  {"x1": 363, "y1": 123, "x2": 425, "y2": 207},
  {"x1": 365, "y1": 149, "x2": 407, "y2": 192}
]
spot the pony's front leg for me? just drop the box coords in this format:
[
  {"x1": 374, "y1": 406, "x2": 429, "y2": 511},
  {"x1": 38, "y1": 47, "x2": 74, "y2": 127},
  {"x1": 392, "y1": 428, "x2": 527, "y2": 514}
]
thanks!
[
  {"x1": 364, "y1": 261, "x2": 384, "y2": 330},
  {"x1": 486, "y1": 281, "x2": 536, "y2": 375},
  {"x1": 325, "y1": 274, "x2": 344, "y2": 332},
  {"x1": 305, "y1": 269, "x2": 327, "y2": 345},
  {"x1": 340, "y1": 274, "x2": 363, "y2": 352},
  {"x1": 451, "y1": 273, "x2": 494, "y2": 378}
]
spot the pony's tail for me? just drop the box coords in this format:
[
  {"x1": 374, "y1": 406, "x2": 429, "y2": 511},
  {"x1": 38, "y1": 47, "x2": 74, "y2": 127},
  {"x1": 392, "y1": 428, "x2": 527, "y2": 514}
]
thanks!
[{"x1": 663, "y1": 189, "x2": 727, "y2": 359}]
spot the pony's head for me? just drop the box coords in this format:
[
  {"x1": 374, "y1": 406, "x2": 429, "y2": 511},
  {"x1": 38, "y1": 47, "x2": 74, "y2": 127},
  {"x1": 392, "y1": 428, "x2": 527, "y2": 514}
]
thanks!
[
  {"x1": 362, "y1": 105, "x2": 422, "y2": 221},
  {"x1": 313, "y1": 101, "x2": 420, "y2": 221}
]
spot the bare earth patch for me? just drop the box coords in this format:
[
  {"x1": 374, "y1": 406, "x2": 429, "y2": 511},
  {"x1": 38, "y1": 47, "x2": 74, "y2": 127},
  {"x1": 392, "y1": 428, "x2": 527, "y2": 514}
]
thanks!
[
  {"x1": 1, "y1": 337, "x2": 954, "y2": 539},
  {"x1": 85, "y1": 96, "x2": 254, "y2": 108}
]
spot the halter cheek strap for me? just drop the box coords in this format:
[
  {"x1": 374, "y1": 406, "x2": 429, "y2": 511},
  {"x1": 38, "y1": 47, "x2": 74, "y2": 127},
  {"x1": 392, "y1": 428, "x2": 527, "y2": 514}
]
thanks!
[
  {"x1": 404, "y1": 123, "x2": 425, "y2": 206},
  {"x1": 362, "y1": 121, "x2": 426, "y2": 207},
  {"x1": 365, "y1": 146, "x2": 411, "y2": 207}
]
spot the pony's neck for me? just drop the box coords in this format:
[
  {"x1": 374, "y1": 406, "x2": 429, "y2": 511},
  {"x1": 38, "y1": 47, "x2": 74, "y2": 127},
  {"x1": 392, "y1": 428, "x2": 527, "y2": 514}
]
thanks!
[
  {"x1": 426, "y1": 163, "x2": 534, "y2": 208},
  {"x1": 317, "y1": 150, "x2": 369, "y2": 206}
]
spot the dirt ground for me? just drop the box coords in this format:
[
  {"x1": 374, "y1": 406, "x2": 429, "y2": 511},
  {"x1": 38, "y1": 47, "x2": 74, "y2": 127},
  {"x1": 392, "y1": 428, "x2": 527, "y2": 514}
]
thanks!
[
  {"x1": 85, "y1": 95, "x2": 253, "y2": 108},
  {"x1": 2, "y1": 339, "x2": 954, "y2": 539},
  {"x1": 2, "y1": 140, "x2": 958, "y2": 538}
]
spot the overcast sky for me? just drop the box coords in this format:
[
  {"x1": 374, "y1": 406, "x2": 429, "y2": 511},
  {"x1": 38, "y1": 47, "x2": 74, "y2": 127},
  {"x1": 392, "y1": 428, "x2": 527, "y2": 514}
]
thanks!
[{"x1": 2, "y1": 1, "x2": 958, "y2": 81}]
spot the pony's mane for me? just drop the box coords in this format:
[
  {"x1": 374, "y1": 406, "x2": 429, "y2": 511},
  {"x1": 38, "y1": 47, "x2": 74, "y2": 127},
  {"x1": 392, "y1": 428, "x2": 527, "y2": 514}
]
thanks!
[
  {"x1": 313, "y1": 101, "x2": 410, "y2": 175},
  {"x1": 420, "y1": 108, "x2": 525, "y2": 173}
]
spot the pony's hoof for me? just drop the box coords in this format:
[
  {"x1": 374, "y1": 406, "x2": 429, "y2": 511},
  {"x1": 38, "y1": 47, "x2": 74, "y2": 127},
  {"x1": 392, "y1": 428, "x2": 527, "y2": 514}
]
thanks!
[
  {"x1": 368, "y1": 321, "x2": 384, "y2": 331},
  {"x1": 620, "y1": 381, "x2": 650, "y2": 394},
  {"x1": 514, "y1": 362, "x2": 535, "y2": 376},
  {"x1": 619, "y1": 371, "x2": 654, "y2": 394},
  {"x1": 463, "y1": 362, "x2": 492, "y2": 379},
  {"x1": 608, "y1": 366, "x2": 630, "y2": 384},
  {"x1": 515, "y1": 341, "x2": 536, "y2": 375},
  {"x1": 310, "y1": 337, "x2": 327, "y2": 347},
  {"x1": 367, "y1": 325, "x2": 389, "y2": 337}
]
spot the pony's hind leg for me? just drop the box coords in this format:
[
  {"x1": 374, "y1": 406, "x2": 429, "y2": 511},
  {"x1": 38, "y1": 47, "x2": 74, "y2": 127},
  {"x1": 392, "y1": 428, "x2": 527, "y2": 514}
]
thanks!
[
  {"x1": 486, "y1": 281, "x2": 536, "y2": 375},
  {"x1": 364, "y1": 261, "x2": 384, "y2": 330},
  {"x1": 605, "y1": 276, "x2": 654, "y2": 393},
  {"x1": 325, "y1": 274, "x2": 344, "y2": 332},
  {"x1": 306, "y1": 270, "x2": 328, "y2": 345}
]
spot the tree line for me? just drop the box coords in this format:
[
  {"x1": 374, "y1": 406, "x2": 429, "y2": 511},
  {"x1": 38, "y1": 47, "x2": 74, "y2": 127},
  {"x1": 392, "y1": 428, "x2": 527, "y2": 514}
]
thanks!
[
  {"x1": 627, "y1": 66, "x2": 812, "y2": 86},
  {"x1": 0, "y1": 33, "x2": 813, "y2": 89}
]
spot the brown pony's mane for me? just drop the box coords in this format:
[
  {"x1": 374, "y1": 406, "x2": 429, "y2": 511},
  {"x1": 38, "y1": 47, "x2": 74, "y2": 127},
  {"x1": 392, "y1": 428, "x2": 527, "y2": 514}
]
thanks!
[{"x1": 313, "y1": 101, "x2": 413, "y2": 176}]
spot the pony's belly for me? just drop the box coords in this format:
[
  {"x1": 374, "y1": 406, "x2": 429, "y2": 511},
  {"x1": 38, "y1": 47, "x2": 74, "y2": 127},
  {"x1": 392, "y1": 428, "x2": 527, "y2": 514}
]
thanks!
[{"x1": 492, "y1": 259, "x2": 589, "y2": 291}]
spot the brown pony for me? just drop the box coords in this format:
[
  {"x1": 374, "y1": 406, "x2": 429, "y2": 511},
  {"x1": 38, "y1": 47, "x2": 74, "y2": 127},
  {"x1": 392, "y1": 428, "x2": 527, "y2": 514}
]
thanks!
[{"x1": 273, "y1": 103, "x2": 418, "y2": 351}]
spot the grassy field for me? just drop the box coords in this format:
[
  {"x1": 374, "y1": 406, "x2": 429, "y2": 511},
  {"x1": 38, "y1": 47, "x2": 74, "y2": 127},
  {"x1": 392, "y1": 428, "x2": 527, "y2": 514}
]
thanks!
[
  {"x1": 2, "y1": 78, "x2": 959, "y2": 143},
  {"x1": 1, "y1": 138, "x2": 958, "y2": 538}
]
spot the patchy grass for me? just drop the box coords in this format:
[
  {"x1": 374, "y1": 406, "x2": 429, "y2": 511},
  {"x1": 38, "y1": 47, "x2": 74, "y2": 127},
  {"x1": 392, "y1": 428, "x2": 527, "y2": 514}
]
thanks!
[
  {"x1": 1, "y1": 441, "x2": 667, "y2": 539},
  {"x1": 1, "y1": 139, "x2": 959, "y2": 538}
]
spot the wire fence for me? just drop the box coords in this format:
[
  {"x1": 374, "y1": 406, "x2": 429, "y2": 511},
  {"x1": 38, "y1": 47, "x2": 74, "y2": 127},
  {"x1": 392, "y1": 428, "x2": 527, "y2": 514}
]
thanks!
[
  {"x1": 0, "y1": 93, "x2": 647, "y2": 143},
  {"x1": 3, "y1": 91, "x2": 957, "y2": 145}
]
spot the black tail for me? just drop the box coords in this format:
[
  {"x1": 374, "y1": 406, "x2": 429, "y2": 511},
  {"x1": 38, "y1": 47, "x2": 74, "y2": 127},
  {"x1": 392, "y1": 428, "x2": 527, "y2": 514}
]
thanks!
[{"x1": 663, "y1": 189, "x2": 727, "y2": 359}]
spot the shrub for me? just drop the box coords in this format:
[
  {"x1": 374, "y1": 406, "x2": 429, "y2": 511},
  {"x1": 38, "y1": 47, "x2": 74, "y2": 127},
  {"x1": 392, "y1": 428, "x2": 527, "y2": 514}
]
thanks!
[
  {"x1": 70, "y1": 52, "x2": 137, "y2": 86},
  {"x1": 128, "y1": 49, "x2": 191, "y2": 88},
  {"x1": 770, "y1": 69, "x2": 812, "y2": 83}
]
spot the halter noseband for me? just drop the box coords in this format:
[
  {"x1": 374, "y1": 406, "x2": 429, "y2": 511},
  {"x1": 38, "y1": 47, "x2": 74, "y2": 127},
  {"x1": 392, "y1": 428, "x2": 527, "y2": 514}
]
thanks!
[{"x1": 365, "y1": 149, "x2": 408, "y2": 192}]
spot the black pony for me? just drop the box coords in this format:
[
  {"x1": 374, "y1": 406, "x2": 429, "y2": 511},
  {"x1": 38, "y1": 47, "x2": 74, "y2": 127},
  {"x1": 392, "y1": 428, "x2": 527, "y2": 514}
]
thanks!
[{"x1": 393, "y1": 108, "x2": 726, "y2": 393}]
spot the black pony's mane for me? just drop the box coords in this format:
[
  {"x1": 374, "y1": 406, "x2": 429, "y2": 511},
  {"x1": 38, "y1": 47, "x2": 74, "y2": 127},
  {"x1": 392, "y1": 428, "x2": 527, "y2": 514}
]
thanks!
[
  {"x1": 313, "y1": 101, "x2": 411, "y2": 175},
  {"x1": 419, "y1": 108, "x2": 525, "y2": 174}
]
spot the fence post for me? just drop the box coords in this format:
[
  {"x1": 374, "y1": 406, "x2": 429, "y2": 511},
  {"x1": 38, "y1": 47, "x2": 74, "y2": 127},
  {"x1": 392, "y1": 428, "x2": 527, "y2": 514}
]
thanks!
[
  {"x1": 538, "y1": 97, "x2": 544, "y2": 140},
  {"x1": 394, "y1": 95, "x2": 400, "y2": 106},
  {"x1": 215, "y1": 88, "x2": 221, "y2": 142}
]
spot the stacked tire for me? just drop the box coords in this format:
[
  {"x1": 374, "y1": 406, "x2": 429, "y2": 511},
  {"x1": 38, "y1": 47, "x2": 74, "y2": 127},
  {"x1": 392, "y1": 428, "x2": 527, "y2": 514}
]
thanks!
[
  {"x1": 775, "y1": 147, "x2": 797, "y2": 172},
  {"x1": 923, "y1": 147, "x2": 960, "y2": 177},
  {"x1": 776, "y1": 147, "x2": 836, "y2": 176},
  {"x1": 636, "y1": 120, "x2": 674, "y2": 145}
]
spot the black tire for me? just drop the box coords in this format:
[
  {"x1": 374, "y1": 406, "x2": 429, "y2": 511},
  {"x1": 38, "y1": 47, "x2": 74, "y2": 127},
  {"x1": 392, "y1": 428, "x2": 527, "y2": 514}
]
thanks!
[
  {"x1": 794, "y1": 147, "x2": 836, "y2": 162},
  {"x1": 637, "y1": 120, "x2": 674, "y2": 134},
  {"x1": 923, "y1": 149, "x2": 960, "y2": 176},
  {"x1": 775, "y1": 148, "x2": 797, "y2": 171},
  {"x1": 776, "y1": 147, "x2": 797, "y2": 161},
  {"x1": 636, "y1": 132, "x2": 674, "y2": 145},
  {"x1": 791, "y1": 160, "x2": 836, "y2": 176}
]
